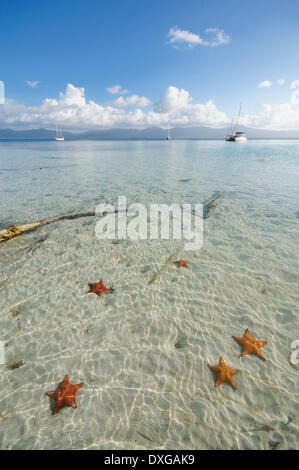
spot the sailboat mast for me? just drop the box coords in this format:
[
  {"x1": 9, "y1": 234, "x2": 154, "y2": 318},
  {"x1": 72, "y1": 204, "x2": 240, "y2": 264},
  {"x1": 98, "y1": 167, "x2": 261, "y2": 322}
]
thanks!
[
  {"x1": 230, "y1": 118, "x2": 234, "y2": 134},
  {"x1": 234, "y1": 102, "x2": 242, "y2": 133},
  {"x1": 167, "y1": 120, "x2": 171, "y2": 140}
]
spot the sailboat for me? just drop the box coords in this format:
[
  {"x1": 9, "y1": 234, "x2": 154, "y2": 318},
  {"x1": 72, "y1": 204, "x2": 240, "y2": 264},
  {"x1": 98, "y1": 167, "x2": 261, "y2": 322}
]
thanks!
[
  {"x1": 226, "y1": 103, "x2": 247, "y2": 142},
  {"x1": 55, "y1": 125, "x2": 64, "y2": 141},
  {"x1": 166, "y1": 122, "x2": 171, "y2": 140}
]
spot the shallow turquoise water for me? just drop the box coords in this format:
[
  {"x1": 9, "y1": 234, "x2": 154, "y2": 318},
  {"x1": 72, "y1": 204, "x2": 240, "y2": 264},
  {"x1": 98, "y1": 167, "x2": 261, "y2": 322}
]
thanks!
[{"x1": 0, "y1": 140, "x2": 298, "y2": 449}]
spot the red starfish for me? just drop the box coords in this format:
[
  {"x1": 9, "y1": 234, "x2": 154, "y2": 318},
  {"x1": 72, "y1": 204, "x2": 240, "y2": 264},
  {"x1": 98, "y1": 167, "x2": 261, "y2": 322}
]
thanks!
[
  {"x1": 86, "y1": 279, "x2": 110, "y2": 297},
  {"x1": 45, "y1": 375, "x2": 83, "y2": 415},
  {"x1": 174, "y1": 259, "x2": 189, "y2": 268},
  {"x1": 232, "y1": 328, "x2": 267, "y2": 361},
  {"x1": 208, "y1": 357, "x2": 239, "y2": 390}
]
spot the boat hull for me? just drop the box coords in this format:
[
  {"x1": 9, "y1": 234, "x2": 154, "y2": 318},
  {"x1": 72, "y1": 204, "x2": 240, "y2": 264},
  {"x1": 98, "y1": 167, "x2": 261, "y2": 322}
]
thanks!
[{"x1": 226, "y1": 133, "x2": 247, "y2": 142}]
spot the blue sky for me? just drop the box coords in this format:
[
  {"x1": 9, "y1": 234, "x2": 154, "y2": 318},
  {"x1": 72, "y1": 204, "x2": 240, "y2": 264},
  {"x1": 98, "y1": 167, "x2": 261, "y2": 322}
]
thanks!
[{"x1": 0, "y1": 0, "x2": 299, "y2": 130}]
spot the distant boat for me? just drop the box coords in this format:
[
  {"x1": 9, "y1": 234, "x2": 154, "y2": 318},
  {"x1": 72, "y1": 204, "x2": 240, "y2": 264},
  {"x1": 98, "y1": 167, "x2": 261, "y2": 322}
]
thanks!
[
  {"x1": 226, "y1": 103, "x2": 247, "y2": 142},
  {"x1": 166, "y1": 122, "x2": 171, "y2": 140},
  {"x1": 55, "y1": 125, "x2": 64, "y2": 141}
]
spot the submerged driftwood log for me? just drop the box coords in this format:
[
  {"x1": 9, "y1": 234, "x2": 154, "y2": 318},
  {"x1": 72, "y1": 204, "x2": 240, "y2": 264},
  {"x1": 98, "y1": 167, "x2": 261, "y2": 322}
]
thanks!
[
  {"x1": 0, "y1": 211, "x2": 95, "y2": 243},
  {"x1": 191, "y1": 191, "x2": 227, "y2": 220},
  {"x1": 0, "y1": 209, "x2": 129, "y2": 243},
  {"x1": 202, "y1": 191, "x2": 226, "y2": 219},
  {"x1": 148, "y1": 249, "x2": 180, "y2": 285}
]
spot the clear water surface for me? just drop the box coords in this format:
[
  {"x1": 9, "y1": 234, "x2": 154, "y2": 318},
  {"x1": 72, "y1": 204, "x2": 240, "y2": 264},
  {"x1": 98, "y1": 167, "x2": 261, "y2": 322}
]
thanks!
[{"x1": 0, "y1": 140, "x2": 298, "y2": 449}]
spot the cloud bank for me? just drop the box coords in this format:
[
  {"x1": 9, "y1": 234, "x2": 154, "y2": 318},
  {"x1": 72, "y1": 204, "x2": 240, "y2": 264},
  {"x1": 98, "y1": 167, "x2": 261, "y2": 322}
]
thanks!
[
  {"x1": 1, "y1": 83, "x2": 299, "y2": 131},
  {"x1": 0, "y1": 83, "x2": 229, "y2": 130},
  {"x1": 112, "y1": 94, "x2": 151, "y2": 108},
  {"x1": 240, "y1": 102, "x2": 299, "y2": 130}
]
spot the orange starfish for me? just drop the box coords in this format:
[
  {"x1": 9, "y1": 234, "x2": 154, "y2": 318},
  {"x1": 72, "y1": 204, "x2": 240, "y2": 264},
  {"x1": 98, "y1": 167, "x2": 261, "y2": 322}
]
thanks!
[
  {"x1": 208, "y1": 357, "x2": 239, "y2": 390},
  {"x1": 45, "y1": 375, "x2": 83, "y2": 415},
  {"x1": 174, "y1": 259, "x2": 189, "y2": 268},
  {"x1": 86, "y1": 279, "x2": 110, "y2": 297},
  {"x1": 232, "y1": 328, "x2": 267, "y2": 361}
]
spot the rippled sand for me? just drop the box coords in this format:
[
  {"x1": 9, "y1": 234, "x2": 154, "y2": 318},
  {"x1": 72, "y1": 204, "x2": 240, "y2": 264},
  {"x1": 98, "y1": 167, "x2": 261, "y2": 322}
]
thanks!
[{"x1": 0, "y1": 140, "x2": 298, "y2": 449}]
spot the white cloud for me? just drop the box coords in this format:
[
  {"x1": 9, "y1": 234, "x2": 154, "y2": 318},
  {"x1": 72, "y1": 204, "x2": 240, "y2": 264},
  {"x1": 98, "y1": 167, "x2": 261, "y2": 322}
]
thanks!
[
  {"x1": 154, "y1": 86, "x2": 190, "y2": 113},
  {"x1": 277, "y1": 79, "x2": 285, "y2": 85},
  {"x1": 167, "y1": 27, "x2": 230, "y2": 48},
  {"x1": 106, "y1": 84, "x2": 128, "y2": 94},
  {"x1": 112, "y1": 94, "x2": 151, "y2": 107},
  {"x1": 2, "y1": 83, "x2": 299, "y2": 131},
  {"x1": 204, "y1": 28, "x2": 231, "y2": 47},
  {"x1": 291, "y1": 80, "x2": 299, "y2": 89},
  {"x1": 26, "y1": 80, "x2": 40, "y2": 88},
  {"x1": 259, "y1": 80, "x2": 272, "y2": 88},
  {"x1": 168, "y1": 27, "x2": 206, "y2": 48}
]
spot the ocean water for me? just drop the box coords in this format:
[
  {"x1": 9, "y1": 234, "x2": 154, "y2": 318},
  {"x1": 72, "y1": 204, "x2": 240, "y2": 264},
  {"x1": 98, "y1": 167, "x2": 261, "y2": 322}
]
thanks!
[{"x1": 0, "y1": 139, "x2": 298, "y2": 450}]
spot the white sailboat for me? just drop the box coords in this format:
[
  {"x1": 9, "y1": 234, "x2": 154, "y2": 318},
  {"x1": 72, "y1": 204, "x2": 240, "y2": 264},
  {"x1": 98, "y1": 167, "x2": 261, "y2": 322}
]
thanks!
[
  {"x1": 166, "y1": 121, "x2": 171, "y2": 140},
  {"x1": 226, "y1": 103, "x2": 247, "y2": 142},
  {"x1": 55, "y1": 125, "x2": 64, "y2": 141}
]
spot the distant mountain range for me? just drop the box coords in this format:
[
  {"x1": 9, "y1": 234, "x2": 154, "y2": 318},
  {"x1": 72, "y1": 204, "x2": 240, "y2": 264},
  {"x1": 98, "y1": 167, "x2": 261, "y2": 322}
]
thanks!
[{"x1": 1, "y1": 126, "x2": 299, "y2": 140}]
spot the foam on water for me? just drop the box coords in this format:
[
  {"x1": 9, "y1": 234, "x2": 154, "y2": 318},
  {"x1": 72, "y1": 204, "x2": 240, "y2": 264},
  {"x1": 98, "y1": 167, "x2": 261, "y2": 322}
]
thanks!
[{"x1": 0, "y1": 140, "x2": 298, "y2": 449}]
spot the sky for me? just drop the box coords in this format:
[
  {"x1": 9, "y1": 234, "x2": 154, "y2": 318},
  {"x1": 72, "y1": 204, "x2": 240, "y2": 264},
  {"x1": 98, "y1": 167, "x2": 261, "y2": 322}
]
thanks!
[{"x1": 0, "y1": 0, "x2": 299, "y2": 131}]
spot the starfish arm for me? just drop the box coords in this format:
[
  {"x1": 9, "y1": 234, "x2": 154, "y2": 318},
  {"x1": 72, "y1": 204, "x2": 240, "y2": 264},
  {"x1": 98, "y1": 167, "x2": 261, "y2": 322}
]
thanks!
[
  {"x1": 60, "y1": 375, "x2": 70, "y2": 391},
  {"x1": 227, "y1": 377, "x2": 237, "y2": 390},
  {"x1": 64, "y1": 396, "x2": 77, "y2": 407},
  {"x1": 52, "y1": 400, "x2": 64, "y2": 415},
  {"x1": 75, "y1": 382, "x2": 83, "y2": 391},
  {"x1": 232, "y1": 335, "x2": 243, "y2": 345},
  {"x1": 67, "y1": 383, "x2": 83, "y2": 398},
  {"x1": 257, "y1": 340, "x2": 267, "y2": 348},
  {"x1": 255, "y1": 350, "x2": 266, "y2": 361}
]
